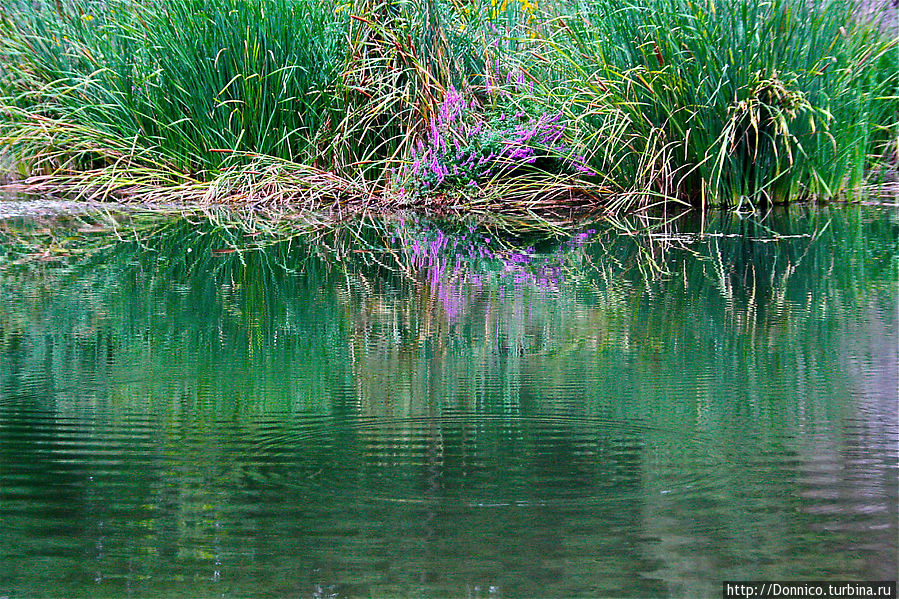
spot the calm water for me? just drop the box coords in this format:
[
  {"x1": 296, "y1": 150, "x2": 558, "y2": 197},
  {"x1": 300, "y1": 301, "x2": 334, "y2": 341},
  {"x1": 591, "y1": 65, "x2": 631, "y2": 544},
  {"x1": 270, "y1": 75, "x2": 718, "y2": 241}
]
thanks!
[{"x1": 0, "y1": 203, "x2": 896, "y2": 598}]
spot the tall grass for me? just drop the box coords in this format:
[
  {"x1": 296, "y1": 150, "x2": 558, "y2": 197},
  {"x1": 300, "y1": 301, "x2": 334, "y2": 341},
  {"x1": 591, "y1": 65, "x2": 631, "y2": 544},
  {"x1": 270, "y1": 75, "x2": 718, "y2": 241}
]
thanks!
[
  {"x1": 0, "y1": 0, "x2": 528, "y2": 202},
  {"x1": 536, "y1": 0, "x2": 898, "y2": 206},
  {"x1": 0, "y1": 0, "x2": 895, "y2": 212},
  {"x1": 1, "y1": 0, "x2": 353, "y2": 171}
]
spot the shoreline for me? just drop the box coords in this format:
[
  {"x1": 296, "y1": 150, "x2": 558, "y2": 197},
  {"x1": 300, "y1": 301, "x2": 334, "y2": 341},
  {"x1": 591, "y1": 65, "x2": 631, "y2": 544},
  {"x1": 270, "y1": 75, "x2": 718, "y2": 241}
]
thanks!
[
  {"x1": 1, "y1": 0, "x2": 895, "y2": 216},
  {"x1": 1, "y1": 182, "x2": 895, "y2": 225}
]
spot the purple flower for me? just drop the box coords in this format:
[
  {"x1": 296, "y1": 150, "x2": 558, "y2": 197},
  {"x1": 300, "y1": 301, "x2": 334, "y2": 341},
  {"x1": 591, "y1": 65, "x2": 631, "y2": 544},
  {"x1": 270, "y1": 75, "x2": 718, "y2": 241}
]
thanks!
[{"x1": 430, "y1": 120, "x2": 439, "y2": 144}]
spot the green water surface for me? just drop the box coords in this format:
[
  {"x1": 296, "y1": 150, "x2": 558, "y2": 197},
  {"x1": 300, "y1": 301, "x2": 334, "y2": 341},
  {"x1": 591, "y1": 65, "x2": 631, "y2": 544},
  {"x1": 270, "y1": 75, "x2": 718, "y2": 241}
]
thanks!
[{"x1": 0, "y1": 202, "x2": 896, "y2": 598}]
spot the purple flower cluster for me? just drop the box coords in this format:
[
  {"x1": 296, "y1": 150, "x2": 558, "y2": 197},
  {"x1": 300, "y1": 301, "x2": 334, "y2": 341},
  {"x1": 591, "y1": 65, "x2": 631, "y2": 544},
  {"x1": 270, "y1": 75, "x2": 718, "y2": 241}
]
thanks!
[
  {"x1": 409, "y1": 86, "x2": 479, "y2": 189},
  {"x1": 402, "y1": 73, "x2": 597, "y2": 195}
]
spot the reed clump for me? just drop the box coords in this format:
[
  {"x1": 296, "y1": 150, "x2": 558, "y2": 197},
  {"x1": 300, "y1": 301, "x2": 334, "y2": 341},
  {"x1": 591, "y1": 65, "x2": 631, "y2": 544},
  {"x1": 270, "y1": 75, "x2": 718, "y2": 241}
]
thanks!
[
  {"x1": 539, "y1": 0, "x2": 898, "y2": 207},
  {"x1": 0, "y1": 0, "x2": 895, "y2": 214}
]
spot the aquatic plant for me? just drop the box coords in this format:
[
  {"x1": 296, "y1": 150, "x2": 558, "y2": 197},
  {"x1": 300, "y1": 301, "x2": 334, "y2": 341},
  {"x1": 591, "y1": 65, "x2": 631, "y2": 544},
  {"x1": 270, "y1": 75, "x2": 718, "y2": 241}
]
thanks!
[
  {"x1": 541, "y1": 0, "x2": 898, "y2": 206},
  {"x1": 0, "y1": 0, "x2": 350, "y2": 169},
  {"x1": 0, "y1": 0, "x2": 894, "y2": 213}
]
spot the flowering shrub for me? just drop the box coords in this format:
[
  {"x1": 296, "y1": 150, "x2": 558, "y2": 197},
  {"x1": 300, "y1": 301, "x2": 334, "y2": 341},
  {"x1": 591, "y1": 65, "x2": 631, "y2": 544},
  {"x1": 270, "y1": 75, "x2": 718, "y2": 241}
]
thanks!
[{"x1": 402, "y1": 71, "x2": 595, "y2": 197}]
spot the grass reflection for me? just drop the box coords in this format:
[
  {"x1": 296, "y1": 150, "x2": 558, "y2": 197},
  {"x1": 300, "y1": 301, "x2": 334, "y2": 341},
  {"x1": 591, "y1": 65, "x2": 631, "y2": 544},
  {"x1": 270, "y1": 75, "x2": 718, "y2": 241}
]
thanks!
[
  {"x1": 0, "y1": 205, "x2": 896, "y2": 595},
  {"x1": 1, "y1": 204, "x2": 895, "y2": 419}
]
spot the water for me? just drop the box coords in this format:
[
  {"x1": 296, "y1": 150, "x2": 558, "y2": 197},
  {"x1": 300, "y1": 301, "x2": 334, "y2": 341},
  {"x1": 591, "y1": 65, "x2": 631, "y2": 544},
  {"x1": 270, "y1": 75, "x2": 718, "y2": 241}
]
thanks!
[{"x1": 0, "y1": 203, "x2": 896, "y2": 598}]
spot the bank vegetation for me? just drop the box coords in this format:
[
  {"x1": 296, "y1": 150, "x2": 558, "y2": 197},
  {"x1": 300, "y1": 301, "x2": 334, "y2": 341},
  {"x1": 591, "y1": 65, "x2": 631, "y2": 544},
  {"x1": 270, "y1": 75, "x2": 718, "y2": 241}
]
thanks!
[{"x1": 0, "y1": 0, "x2": 896, "y2": 215}]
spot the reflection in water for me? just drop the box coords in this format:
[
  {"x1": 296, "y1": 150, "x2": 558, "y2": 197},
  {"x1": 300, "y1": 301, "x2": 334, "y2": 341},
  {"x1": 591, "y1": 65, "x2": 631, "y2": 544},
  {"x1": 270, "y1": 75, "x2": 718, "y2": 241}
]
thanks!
[{"x1": 0, "y1": 205, "x2": 896, "y2": 597}]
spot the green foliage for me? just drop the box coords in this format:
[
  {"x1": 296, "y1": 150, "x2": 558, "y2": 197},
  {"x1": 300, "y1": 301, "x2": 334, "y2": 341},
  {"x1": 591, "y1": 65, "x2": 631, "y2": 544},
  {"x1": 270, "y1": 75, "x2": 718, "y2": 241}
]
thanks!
[
  {"x1": 0, "y1": 0, "x2": 895, "y2": 211},
  {"x1": 1, "y1": 0, "x2": 352, "y2": 172},
  {"x1": 538, "y1": 0, "x2": 898, "y2": 205},
  {"x1": 0, "y1": 0, "x2": 518, "y2": 183}
]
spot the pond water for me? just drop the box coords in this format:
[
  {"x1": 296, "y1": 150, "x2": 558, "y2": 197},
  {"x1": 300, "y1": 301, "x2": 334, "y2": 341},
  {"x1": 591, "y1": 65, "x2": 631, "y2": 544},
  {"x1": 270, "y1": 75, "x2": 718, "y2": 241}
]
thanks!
[{"x1": 0, "y1": 202, "x2": 896, "y2": 598}]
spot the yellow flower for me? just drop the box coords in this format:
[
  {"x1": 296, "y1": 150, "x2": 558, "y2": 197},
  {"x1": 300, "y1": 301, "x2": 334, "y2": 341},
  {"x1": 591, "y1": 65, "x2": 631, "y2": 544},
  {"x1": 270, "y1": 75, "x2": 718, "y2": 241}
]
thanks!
[{"x1": 82, "y1": 14, "x2": 94, "y2": 21}]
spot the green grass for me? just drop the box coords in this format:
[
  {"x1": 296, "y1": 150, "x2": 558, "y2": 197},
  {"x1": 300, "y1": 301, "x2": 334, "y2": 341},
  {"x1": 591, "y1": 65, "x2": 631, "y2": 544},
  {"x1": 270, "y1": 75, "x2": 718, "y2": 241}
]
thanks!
[
  {"x1": 0, "y1": 0, "x2": 895, "y2": 213},
  {"x1": 530, "y1": 0, "x2": 898, "y2": 206},
  {"x1": 1, "y1": 0, "x2": 354, "y2": 171}
]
